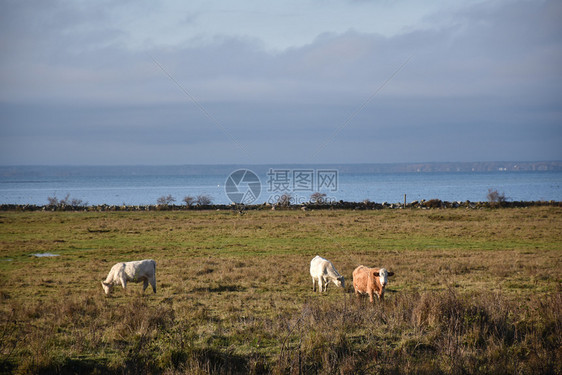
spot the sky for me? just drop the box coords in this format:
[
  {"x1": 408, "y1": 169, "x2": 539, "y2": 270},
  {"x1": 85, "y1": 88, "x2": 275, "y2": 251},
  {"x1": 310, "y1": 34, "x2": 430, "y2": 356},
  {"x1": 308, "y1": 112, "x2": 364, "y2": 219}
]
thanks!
[{"x1": 0, "y1": 0, "x2": 561, "y2": 165}]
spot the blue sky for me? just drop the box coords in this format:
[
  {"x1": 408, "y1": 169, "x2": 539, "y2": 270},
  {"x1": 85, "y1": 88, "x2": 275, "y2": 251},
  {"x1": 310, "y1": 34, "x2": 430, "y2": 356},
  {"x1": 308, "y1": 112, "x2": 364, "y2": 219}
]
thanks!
[{"x1": 0, "y1": 0, "x2": 561, "y2": 165}]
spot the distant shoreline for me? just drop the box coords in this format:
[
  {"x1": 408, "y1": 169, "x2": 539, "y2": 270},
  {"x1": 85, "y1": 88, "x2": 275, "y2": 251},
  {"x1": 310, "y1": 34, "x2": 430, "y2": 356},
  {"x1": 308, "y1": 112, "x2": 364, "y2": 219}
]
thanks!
[{"x1": 1, "y1": 161, "x2": 561, "y2": 177}]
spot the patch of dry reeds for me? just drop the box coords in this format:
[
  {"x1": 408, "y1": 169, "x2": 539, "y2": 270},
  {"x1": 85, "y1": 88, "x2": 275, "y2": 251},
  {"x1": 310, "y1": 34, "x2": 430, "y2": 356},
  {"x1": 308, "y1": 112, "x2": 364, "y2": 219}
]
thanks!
[{"x1": 275, "y1": 289, "x2": 561, "y2": 375}]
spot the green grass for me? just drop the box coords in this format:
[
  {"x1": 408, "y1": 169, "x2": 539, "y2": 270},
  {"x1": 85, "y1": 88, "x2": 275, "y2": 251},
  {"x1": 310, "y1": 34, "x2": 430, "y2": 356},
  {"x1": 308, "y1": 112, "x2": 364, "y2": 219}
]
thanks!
[{"x1": 0, "y1": 207, "x2": 561, "y2": 374}]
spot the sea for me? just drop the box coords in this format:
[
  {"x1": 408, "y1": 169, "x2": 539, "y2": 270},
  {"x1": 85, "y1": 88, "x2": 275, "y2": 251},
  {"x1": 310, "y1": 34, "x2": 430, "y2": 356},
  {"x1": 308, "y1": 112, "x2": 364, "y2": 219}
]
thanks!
[{"x1": 0, "y1": 165, "x2": 561, "y2": 206}]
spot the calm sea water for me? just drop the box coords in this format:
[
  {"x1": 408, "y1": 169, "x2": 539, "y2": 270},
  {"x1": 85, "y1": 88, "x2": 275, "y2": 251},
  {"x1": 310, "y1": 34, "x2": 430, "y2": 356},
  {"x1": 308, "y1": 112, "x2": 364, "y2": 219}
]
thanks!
[{"x1": 0, "y1": 166, "x2": 560, "y2": 206}]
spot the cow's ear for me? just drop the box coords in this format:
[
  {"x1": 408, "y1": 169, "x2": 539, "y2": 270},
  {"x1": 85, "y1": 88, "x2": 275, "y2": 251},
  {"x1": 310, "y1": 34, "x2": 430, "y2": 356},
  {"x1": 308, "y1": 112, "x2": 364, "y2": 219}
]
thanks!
[
  {"x1": 388, "y1": 272, "x2": 395, "y2": 277},
  {"x1": 373, "y1": 271, "x2": 379, "y2": 276}
]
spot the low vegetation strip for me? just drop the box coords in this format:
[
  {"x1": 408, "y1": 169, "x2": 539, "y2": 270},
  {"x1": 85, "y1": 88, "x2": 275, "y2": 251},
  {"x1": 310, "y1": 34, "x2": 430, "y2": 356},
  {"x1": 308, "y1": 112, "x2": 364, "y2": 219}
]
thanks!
[
  {"x1": 0, "y1": 207, "x2": 560, "y2": 374},
  {"x1": 1, "y1": 199, "x2": 561, "y2": 212}
]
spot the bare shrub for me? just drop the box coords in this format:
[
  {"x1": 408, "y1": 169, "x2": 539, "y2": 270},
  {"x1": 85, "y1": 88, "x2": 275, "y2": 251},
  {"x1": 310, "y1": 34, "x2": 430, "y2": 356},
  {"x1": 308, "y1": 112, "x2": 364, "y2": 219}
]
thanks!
[
  {"x1": 183, "y1": 196, "x2": 195, "y2": 206},
  {"x1": 196, "y1": 194, "x2": 213, "y2": 206},
  {"x1": 46, "y1": 194, "x2": 87, "y2": 207},
  {"x1": 487, "y1": 189, "x2": 507, "y2": 206},
  {"x1": 58, "y1": 193, "x2": 71, "y2": 205},
  {"x1": 310, "y1": 192, "x2": 327, "y2": 204},
  {"x1": 69, "y1": 198, "x2": 85, "y2": 206},
  {"x1": 156, "y1": 195, "x2": 176, "y2": 206}
]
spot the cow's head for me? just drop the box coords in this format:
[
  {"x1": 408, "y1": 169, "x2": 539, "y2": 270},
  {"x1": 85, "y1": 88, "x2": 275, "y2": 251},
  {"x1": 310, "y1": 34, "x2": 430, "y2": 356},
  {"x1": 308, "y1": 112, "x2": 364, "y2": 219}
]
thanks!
[
  {"x1": 101, "y1": 281, "x2": 114, "y2": 295},
  {"x1": 335, "y1": 276, "x2": 345, "y2": 289},
  {"x1": 373, "y1": 268, "x2": 394, "y2": 287}
]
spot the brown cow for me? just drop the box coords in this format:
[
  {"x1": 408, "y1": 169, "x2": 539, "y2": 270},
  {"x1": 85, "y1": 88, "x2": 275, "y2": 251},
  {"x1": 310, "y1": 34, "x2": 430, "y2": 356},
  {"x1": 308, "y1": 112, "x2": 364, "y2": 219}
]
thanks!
[{"x1": 352, "y1": 265, "x2": 394, "y2": 302}]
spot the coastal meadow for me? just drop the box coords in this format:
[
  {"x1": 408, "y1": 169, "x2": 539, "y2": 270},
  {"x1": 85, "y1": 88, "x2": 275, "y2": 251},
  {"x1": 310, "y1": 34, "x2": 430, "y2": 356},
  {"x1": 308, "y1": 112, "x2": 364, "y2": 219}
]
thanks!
[{"x1": 0, "y1": 206, "x2": 560, "y2": 374}]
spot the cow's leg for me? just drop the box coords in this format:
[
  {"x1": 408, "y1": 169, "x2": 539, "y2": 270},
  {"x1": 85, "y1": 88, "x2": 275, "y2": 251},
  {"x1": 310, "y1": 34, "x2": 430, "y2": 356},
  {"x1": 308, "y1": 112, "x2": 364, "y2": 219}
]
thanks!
[
  {"x1": 120, "y1": 277, "x2": 127, "y2": 292},
  {"x1": 312, "y1": 277, "x2": 316, "y2": 292},
  {"x1": 368, "y1": 290, "x2": 374, "y2": 303},
  {"x1": 150, "y1": 277, "x2": 156, "y2": 293},
  {"x1": 143, "y1": 279, "x2": 149, "y2": 293}
]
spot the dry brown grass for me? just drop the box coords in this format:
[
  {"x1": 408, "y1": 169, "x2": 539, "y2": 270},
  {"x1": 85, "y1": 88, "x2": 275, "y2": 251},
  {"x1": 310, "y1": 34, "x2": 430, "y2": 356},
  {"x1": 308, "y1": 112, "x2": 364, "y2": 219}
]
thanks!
[{"x1": 0, "y1": 206, "x2": 560, "y2": 374}]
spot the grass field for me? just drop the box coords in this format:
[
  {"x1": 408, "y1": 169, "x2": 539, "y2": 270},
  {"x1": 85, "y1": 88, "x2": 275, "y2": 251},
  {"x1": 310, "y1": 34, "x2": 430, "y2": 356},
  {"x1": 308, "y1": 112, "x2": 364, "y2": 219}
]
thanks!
[{"x1": 0, "y1": 206, "x2": 561, "y2": 374}]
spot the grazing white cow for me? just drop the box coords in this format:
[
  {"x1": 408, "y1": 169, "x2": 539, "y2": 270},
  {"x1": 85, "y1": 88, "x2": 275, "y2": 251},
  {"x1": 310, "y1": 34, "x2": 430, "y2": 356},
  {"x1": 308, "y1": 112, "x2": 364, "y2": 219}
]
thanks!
[
  {"x1": 101, "y1": 259, "x2": 156, "y2": 295},
  {"x1": 352, "y1": 265, "x2": 394, "y2": 302},
  {"x1": 310, "y1": 255, "x2": 345, "y2": 293}
]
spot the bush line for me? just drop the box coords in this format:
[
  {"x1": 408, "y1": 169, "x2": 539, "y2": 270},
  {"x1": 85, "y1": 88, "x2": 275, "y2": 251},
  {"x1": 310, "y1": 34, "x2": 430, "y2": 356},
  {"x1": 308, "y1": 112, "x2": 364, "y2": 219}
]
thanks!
[{"x1": 1, "y1": 199, "x2": 560, "y2": 212}]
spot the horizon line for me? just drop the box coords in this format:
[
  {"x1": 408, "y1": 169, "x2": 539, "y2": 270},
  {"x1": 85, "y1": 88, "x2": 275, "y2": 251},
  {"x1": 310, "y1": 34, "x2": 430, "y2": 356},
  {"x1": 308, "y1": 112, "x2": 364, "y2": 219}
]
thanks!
[{"x1": 1, "y1": 160, "x2": 561, "y2": 168}]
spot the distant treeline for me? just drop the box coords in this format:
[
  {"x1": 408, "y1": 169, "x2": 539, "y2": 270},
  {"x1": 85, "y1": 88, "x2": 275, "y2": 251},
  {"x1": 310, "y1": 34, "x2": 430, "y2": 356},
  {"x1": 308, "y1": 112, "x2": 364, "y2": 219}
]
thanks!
[{"x1": 1, "y1": 199, "x2": 560, "y2": 212}]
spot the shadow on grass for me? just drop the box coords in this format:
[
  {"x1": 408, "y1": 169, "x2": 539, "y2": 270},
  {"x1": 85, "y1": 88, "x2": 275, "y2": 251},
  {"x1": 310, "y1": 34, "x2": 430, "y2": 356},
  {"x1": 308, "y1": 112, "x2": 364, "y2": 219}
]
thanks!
[{"x1": 192, "y1": 285, "x2": 247, "y2": 293}]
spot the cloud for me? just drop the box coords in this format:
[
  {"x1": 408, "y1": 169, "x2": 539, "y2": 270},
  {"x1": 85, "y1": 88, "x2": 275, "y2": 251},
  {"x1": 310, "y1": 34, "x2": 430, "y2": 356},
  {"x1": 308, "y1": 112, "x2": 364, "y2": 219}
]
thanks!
[{"x1": 0, "y1": 0, "x2": 561, "y2": 164}]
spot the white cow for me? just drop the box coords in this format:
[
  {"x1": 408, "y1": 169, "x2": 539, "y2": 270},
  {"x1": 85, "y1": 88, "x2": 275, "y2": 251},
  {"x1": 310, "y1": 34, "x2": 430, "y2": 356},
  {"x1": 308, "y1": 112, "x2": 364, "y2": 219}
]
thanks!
[
  {"x1": 310, "y1": 255, "x2": 345, "y2": 292},
  {"x1": 101, "y1": 259, "x2": 156, "y2": 295}
]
